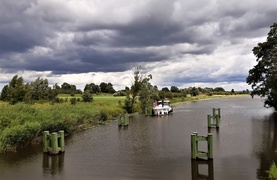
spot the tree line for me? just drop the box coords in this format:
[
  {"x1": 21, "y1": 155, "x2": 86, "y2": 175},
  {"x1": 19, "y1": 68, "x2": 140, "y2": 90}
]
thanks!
[{"x1": 0, "y1": 75, "x2": 116, "y2": 104}]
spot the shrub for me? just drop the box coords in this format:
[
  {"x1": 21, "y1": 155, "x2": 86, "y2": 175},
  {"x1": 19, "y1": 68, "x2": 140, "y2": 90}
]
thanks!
[
  {"x1": 269, "y1": 162, "x2": 277, "y2": 179},
  {"x1": 70, "y1": 98, "x2": 77, "y2": 105},
  {"x1": 0, "y1": 122, "x2": 40, "y2": 152}
]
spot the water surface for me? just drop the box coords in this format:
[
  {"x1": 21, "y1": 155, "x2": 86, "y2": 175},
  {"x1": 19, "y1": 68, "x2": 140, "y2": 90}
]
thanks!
[{"x1": 0, "y1": 96, "x2": 276, "y2": 180}]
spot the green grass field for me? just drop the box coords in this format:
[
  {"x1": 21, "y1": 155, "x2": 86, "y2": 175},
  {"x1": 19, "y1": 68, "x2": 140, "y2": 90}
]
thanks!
[{"x1": 0, "y1": 94, "x2": 126, "y2": 152}]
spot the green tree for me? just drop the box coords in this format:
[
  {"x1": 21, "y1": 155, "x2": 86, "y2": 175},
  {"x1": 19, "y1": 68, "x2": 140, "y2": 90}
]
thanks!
[
  {"x1": 82, "y1": 91, "x2": 93, "y2": 102},
  {"x1": 0, "y1": 85, "x2": 9, "y2": 101},
  {"x1": 170, "y1": 86, "x2": 180, "y2": 92},
  {"x1": 84, "y1": 83, "x2": 100, "y2": 94},
  {"x1": 161, "y1": 87, "x2": 170, "y2": 92},
  {"x1": 246, "y1": 23, "x2": 277, "y2": 111},
  {"x1": 124, "y1": 66, "x2": 150, "y2": 113},
  {"x1": 2, "y1": 75, "x2": 27, "y2": 104},
  {"x1": 214, "y1": 87, "x2": 225, "y2": 92},
  {"x1": 138, "y1": 74, "x2": 158, "y2": 112},
  {"x1": 190, "y1": 87, "x2": 199, "y2": 97},
  {"x1": 28, "y1": 77, "x2": 49, "y2": 100}
]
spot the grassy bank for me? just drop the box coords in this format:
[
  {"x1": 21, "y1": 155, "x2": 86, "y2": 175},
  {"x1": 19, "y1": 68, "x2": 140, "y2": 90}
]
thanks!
[
  {"x1": 0, "y1": 94, "x2": 248, "y2": 153},
  {"x1": 170, "y1": 94, "x2": 249, "y2": 105},
  {"x1": 0, "y1": 98, "x2": 125, "y2": 152}
]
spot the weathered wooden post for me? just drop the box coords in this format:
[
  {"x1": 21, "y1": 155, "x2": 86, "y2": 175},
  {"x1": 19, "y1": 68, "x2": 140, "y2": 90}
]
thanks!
[
  {"x1": 191, "y1": 132, "x2": 213, "y2": 159},
  {"x1": 51, "y1": 132, "x2": 59, "y2": 154},
  {"x1": 43, "y1": 130, "x2": 65, "y2": 154},
  {"x1": 123, "y1": 113, "x2": 129, "y2": 126},
  {"x1": 59, "y1": 130, "x2": 65, "y2": 153},
  {"x1": 207, "y1": 133, "x2": 213, "y2": 159},
  {"x1": 191, "y1": 132, "x2": 197, "y2": 159},
  {"x1": 213, "y1": 108, "x2": 221, "y2": 118},
  {"x1": 43, "y1": 131, "x2": 50, "y2": 153},
  {"x1": 118, "y1": 114, "x2": 129, "y2": 127},
  {"x1": 207, "y1": 115, "x2": 212, "y2": 128}
]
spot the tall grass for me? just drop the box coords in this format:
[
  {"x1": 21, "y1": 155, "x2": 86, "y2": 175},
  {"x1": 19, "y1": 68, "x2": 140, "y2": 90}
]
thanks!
[
  {"x1": 0, "y1": 98, "x2": 125, "y2": 152},
  {"x1": 268, "y1": 162, "x2": 277, "y2": 179}
]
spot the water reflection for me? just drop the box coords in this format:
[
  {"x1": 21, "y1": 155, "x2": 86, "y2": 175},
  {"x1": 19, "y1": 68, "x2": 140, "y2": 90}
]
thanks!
[
  {"x1": 191, "y1": 159, "x2": 214, "y2": 180},
  {"x1": 255, "y1": 112, "x2": 277, "y2": 179},
  {"x1": 43, "y1": 154, "x2": 64, "y2": 175}
]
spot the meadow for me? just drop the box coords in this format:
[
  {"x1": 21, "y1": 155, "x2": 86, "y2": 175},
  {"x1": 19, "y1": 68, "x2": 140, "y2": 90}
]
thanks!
[{"x1": 0, "y1": 95, "x2": 126, "y2": 152}]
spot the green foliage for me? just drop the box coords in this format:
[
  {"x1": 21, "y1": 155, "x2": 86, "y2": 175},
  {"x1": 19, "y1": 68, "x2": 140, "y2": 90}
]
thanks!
[
  {"x1": 0, "y1": 96, "x2": 126, "y2": 152},
  {"x1": 268, "y1": 162, "x2": 277, "y2": 179},
  {"x1": 82, "y1": 91, "x2": 93, "y2": 102},
  {"x1": 170, "y1": 86, "x2": 180, "y2": 92},
  {"x1": 70, "y1": 98, "x2": 77, "y2": 105},
  {"x1": 113, "y1": 91, "x2": 127, "y2": 96},
  {"x1": 247, "y1": 23, "x2": 277, "y2": 111},
  {"x1": 124, "y1": 95, "x2": 133, "y2": 113},
  {"x1": 0, "y1": 122, "x2": 40, "y2": 152},
  {"x1": 190, "y1": 87, "x2": 200, "y2": 96},
  {"x1": 84, "y1": 83, "x2": 100, "y2": 94}
]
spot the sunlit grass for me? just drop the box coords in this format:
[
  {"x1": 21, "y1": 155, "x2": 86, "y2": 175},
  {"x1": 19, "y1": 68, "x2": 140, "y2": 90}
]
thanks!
[{"x1": 268, "y1": 162, "x2": 277, "y2": 179}]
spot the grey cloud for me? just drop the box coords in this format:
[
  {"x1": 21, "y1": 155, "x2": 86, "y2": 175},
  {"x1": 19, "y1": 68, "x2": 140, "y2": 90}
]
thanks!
[{"x1": 0, "y1": 0, "x2": 276, "y2": 79}]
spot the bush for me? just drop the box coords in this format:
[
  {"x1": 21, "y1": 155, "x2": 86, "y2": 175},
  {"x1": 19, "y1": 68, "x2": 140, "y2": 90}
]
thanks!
[
  {"x1": 0, "y1": 122, "x2": 40, "y2": 151},
  {"x1": 70, "y1": 98, "x2": 77, "y2": 105},
  {"x1": 269, "y1": 162, "x2": 277, "y2": 179}
]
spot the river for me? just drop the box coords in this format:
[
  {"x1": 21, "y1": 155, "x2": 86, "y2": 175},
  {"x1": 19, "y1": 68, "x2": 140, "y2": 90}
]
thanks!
[{"x1": 0, "y1": 96, "x2": 276, "y2": 180}]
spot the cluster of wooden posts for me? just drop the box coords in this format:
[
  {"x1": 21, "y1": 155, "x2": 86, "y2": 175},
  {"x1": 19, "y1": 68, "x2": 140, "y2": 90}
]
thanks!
[
  {"x1": 118, "y1": 114, "x2": 129, "y2": 127},
  {"x1": 191, "y1": 108, "x2": 221, "y2": 160},
  {"x1": 43, "y1": 130, "x2": 65, "y2": 155}
]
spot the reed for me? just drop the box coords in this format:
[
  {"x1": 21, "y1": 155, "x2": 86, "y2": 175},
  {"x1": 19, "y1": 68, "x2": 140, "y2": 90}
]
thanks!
[{"x1": 0, "y1": 98, "x2": 125, "y2": 152}]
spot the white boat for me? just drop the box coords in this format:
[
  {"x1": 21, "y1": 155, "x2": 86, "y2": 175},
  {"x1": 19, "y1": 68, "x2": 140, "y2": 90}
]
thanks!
[{"x1": 152, "y1": 100, "x2": 173, "y2": 115}]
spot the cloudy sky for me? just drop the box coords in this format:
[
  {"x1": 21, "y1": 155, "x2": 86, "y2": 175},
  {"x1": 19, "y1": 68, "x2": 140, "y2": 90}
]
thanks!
[{"x1": 0, "y1": 0, "x2": 276, "y2": 91}]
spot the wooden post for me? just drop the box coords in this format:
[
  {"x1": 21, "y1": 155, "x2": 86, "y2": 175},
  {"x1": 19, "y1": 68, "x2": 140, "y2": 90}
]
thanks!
[
  {"x1": 215, "y1": 115, "x2": 220, "y2": 128},
  {"x1": 191, "y1": 133, "x2": 196, "y2": 159},
  {"x1": 51, "y1": 132, "x2": 59, "y2": 154},
  {"x1": 43, "y1": 131, "x2": 50, "y2": 153},
  {"x1": 124, "y1": 114, "x2": 129, "y2": 126},
  {"x1": 207, "y1": 133, "x2": 213, "y2": 159},
  {"x1": 191, "y1": 132, "x2": 213, "y2": 159},
  {"x1": 207, "y1": 115, "x2": 211, "y2": 128},
  {"x1": 59, "y1": 130, "x2": 65, "y2": 153}
]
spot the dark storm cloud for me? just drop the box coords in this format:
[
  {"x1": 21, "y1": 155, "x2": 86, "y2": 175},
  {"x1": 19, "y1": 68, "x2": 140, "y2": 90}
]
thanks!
[{"x1": 0, "y1": 0, "x2": 276, "y2": 77}]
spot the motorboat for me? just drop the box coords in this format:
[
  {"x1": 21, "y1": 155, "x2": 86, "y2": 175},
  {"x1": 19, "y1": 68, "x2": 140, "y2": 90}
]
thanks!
[{"x1": 152, "y1": 100, "x2": 173, "y2": 115}]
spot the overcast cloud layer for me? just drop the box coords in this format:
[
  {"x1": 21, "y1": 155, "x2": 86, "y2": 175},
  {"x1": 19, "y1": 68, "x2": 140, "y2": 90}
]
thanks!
[{"x1": 0, "y1": 0, "x2": 276, "y2": 91}]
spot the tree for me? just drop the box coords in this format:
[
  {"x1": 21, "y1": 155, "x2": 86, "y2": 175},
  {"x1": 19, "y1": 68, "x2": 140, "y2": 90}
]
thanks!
[
  {"x1": 28, "y1": 77, "x2": 49, "y2": 101},
  {"x1": 170, "y1": 86, "x2": 180, "y2": 92},
  {"x1": 214, "y1": 87, "x2": 225, "y2": 92},
  {"x1": 82, "y1": 91, "x2": 93, "y2": 102},
  {"x1": 1, "y1": 75, "x2": 27, "y2": 104},
  {"x1": 84, "y1": 83, "x2": 100, "y2": 94},
  {"x1": 246, "y1": 23, "x2": 277, "y2": 111},
  {"x1": 190, "y1": 87, "x2": 199, "y2": 97},
  {"x1": 125, "y1": 66, "x2": 151, "y2": 113},
  {"x1": 161, "y1": 87, "x2": 170, "y2": 92}
]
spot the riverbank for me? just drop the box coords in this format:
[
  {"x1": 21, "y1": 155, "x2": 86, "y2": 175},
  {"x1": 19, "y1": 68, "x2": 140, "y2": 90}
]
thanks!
[
  {"x1": 0, "y1": 100, "x2": 125, "y2": 152},
  {"x1": 0, "y1": 94, "x2": 249, "y2": 153}
]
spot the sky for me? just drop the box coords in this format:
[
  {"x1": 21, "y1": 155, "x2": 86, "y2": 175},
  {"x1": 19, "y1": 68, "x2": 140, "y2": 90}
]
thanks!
[{"x1": 0, "y1": 0, "x2": 276, "y2": 91}]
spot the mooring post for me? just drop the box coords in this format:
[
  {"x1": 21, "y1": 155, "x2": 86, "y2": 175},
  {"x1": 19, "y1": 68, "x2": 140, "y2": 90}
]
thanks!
[
  {"x1": 191, "y1": 132, "x2": 198, "y2": 159},
  {"x1": 51, "y1": 132, "x2": 59, "y2": 154},
  {"x1": 215, "y1": 115, "x2": 220, "y2": 128},
  {"x1": 124, "y1": 113, "x2": 129, "y2": 126},
  {"x1": 207, "y1": 133, "x2": 213, "y2": 159},
  {"x1": 213, "y1": 108, "x2": 221, "y2": 119},
  {"x1": 43, "y1": 131, "x2": 50, "y2": 153},
  {"x1": 207, "y1": 115, "x2": 211, "y2": 128},
  {"x1": 59, "y1": 130, "x2": 65, "y2": 153}
]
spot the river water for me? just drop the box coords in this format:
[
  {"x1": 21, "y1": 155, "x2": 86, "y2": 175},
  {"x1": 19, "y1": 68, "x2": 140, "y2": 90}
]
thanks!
[{"x1": 0, "y1": 96, "x2": 276, "y2": 180}]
